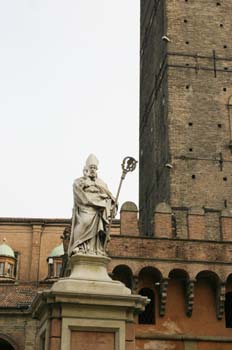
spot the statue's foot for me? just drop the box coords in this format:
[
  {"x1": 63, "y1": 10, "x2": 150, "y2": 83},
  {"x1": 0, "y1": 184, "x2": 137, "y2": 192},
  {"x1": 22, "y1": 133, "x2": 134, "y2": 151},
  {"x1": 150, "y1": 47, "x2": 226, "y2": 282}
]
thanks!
[
  {"x1": 95, "y1": 250, "x2": 107, "y2": 256},
  {"x1": 73, "y1": 247, "x2": 85, "y2": 255},
  {"x1": 73, "y1": 248, "x2": 79, "y2": 254},
  {"x1": 88, "y1": 250, "x2": 97, "y2": 255}
]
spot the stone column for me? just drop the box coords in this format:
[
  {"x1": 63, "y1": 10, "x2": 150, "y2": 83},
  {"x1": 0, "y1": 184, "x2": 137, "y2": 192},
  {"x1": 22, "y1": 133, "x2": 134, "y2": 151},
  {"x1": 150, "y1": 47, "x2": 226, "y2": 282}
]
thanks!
[{"x1": 29, "y1": 224, "x2": 43, "y2": 281}]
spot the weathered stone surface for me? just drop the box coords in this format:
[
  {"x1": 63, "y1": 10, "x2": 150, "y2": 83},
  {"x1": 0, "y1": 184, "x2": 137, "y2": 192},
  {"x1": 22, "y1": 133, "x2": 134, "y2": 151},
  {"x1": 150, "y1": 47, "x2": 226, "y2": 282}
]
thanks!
[{"x1": 51, "y1": 254, "x2": 131, "y2": 295}]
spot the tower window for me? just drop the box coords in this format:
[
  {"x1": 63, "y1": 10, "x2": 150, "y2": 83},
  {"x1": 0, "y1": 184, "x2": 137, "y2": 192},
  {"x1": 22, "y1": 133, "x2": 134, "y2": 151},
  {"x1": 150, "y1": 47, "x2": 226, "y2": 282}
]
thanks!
[
  {"x1": 218, "y1": 123, "x2": 222, "y2": 128},
  {"x1": 192, "y1": 175, "x2": 196, "y2": 179},
  {"x1": 184, "y1": 19, "x2": 188, "y2": 23},
  {"x1": 225, "y1": 292, "x2": 232, "y2": 327},
  {"x1": 223, "y1": 88, "x2": 227, "y2": 92},
  {"x1": 188, "y1": 122, "x2": 193, "y2": 126},
  {"x1": 186, "y1": 41, "x2": 189, "y2": 45},
  {"x1": 220, "y1": 24, "x2": 224, "y2": 27},
  {"x1": 224, "y1": 45, "x2": 227, "y2": 49},
  {"x1": 189, "y1": 148, "x2": 193, "y2": 152},
  {"x1": 223, "y1": 177, "x2": 228, "y2": 181},
  {"x1": 138, "y1": 288, "x2": 155, "y2": 324}
]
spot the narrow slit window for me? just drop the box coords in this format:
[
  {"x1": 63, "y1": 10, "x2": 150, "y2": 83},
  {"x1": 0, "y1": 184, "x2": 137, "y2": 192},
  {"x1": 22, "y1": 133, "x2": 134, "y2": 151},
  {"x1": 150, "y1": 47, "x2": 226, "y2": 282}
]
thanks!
[{"x1": 138, "y1": 288, "x2": 155, "y2": 324}]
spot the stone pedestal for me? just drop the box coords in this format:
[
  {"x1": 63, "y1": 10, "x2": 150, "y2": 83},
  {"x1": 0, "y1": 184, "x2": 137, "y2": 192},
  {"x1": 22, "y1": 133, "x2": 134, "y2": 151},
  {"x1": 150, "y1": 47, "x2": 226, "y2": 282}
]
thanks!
[{"x1": 32, "y1": 254, "x2": 148, "y2": 350}]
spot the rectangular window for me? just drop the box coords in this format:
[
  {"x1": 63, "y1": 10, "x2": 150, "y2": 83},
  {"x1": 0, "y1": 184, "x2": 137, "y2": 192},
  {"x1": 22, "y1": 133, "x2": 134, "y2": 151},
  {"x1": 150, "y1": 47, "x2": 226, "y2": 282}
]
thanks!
[
  {"x1": 0, "y1": 262, "x2": 4, "y2": 275},
  {"x1": 7, "y1": 263, "x2": 13, "y2": 277},
  {"x1": 56, "y1": 262, "x2": 62, "y2": 277}
]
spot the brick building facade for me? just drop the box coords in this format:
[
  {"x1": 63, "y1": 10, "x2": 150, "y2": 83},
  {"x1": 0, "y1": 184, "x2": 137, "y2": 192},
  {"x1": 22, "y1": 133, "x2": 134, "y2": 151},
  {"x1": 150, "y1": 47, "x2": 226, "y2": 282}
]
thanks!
[
  {"x1": 0, "y1": 202, "x2": 232, "y2": 349},
  {"x1": 1, "y1": 1, "x2": 232, "y2": 349}
]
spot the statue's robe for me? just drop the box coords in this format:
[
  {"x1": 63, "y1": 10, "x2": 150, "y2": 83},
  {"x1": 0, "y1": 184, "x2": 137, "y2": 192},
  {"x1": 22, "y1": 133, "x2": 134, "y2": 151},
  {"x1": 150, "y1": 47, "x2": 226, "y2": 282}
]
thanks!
[{"x1": 68, "y1": 176, "x2": 115, "y2": 255}]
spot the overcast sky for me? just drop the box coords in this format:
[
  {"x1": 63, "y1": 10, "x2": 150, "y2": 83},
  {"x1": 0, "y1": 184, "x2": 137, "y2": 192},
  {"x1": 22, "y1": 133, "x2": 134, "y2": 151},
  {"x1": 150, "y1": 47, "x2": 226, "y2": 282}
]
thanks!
[{"x1": 0, "y1": 1, "x2": 140, "y2": 218}]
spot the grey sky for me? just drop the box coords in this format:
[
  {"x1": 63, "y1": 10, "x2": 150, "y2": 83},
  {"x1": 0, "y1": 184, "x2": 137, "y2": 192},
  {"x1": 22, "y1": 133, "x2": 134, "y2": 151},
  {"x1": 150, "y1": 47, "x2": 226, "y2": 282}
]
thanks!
[{"x1": 0, "y1": 1, "x2": 140, "y2": 218}]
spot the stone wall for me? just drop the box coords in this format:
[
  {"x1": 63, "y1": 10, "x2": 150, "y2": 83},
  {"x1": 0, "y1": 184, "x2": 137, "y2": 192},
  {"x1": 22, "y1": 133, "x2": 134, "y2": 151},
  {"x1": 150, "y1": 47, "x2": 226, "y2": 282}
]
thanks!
[{"x1": 0, "y1": 313, "x2": 37, "y2": 350}]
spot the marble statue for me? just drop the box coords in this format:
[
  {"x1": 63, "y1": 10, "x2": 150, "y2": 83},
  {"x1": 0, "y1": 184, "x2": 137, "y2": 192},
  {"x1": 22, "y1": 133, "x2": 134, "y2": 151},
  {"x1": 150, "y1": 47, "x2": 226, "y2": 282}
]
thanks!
[{"x1": 68, "y1": 154, "x2": 115, "y2": 256}]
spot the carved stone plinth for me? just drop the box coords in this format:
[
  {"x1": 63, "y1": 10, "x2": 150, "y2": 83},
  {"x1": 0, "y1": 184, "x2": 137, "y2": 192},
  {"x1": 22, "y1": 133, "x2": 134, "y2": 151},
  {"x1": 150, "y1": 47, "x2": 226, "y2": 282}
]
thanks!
[{"x1": 51, "y1": 254, "x2": 131, "y2": 295}]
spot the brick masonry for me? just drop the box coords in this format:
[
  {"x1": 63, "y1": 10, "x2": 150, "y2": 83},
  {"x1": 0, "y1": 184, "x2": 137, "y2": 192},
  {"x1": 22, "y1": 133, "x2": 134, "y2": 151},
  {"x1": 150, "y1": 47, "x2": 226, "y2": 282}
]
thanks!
[
  {"x1": 139, "y1": 0, "x2": 232, "y2": 235},
  {"x1": 0, "y1": 202, "x2": 232, "y2": 349}
]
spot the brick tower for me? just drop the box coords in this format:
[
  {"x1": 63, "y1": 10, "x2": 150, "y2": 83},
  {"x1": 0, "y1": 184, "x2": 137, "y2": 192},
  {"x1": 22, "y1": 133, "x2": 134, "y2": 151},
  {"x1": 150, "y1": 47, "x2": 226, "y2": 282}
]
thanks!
[{"x1": 139, "y1": 0, "x2": 232, "y2": 234}]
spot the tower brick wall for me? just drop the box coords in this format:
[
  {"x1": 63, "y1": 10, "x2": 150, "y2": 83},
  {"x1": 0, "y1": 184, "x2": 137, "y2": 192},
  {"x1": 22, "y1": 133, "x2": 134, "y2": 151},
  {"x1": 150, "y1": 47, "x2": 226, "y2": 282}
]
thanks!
[
  {"x1": 140, "y1": 0, "x2": 232, "y2": 234},
  {"x1": 140, "y1": 0, "x2": 169, "y2": 235},
  {"x1": 139, "y1": 3, "x2": 232, "y2": 342}
]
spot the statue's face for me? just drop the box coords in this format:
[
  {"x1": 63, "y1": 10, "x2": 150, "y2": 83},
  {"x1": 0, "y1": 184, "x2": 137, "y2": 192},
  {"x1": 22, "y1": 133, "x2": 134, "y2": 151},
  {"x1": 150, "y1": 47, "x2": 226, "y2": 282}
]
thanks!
[{"x1": 88, "y1": 165, "x2": 97, "y2": 179}]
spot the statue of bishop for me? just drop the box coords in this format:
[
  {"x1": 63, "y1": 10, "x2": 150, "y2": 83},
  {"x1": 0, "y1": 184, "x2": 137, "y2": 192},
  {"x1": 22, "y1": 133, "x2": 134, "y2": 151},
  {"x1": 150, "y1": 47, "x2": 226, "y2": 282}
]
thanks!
[{"x1": 68, "y1": 154, "x2": 115, "y2": 256}]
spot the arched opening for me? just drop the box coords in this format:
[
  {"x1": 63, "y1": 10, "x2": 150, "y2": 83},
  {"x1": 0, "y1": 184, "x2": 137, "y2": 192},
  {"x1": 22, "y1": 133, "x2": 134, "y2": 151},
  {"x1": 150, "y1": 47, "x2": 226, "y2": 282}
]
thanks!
[
  {"x1": 193, "y1": 270, "x2": 219, "y2": 328},
  {"x1": 138, "y1": 266, "x2": 162, "y2": 285},
  {"x1": 0, "y1": 338, "x2": 15, "y2": 350},
  {"x1": 196, "y1": 270, "x2": 219, "y2": 289},
  {"x1": 137, "y1": 267, "x2": 162, "y2": 325},
  {"x1": 225, "y1": 292, "x2": 232, "y2": 328},
  {"x1": 167, "y1": 269, "x2": 189, "y2": 318},
  {"x1": 112, "y1": 265, "x2": 133, "y2": 289},
  {"x1": 138, "y1": 288, "x2": 155, "y2": 324},
  {"x1": 169, "y1": 269, "x2": 189, "y2": 281},
  {"x1": 225, "y1": 273, "x2": 232, "y2": 327}
]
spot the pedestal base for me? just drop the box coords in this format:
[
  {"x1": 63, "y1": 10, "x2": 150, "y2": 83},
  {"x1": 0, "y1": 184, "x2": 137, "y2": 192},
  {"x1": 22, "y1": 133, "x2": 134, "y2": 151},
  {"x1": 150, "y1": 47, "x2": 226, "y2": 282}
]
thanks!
[
  {"x1": 32, "y1": 254, "x2": 149, "y2": 350},
  {"x1": 52, "y1": 253, "x2": 131, "y2": 295}
]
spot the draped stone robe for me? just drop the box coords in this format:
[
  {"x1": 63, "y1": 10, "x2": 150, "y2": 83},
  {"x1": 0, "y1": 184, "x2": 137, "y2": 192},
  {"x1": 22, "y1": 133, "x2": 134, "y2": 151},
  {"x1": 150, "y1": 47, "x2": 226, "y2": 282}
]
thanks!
[{"x1": 68, "y1": 176, "x2": 115, "y2": 256}]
